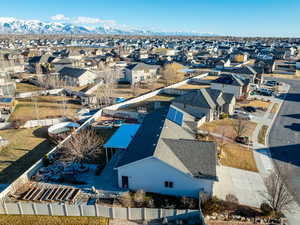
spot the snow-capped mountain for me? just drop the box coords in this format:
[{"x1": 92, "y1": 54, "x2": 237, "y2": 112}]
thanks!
[{"x1": 0, "y1": 17, "x2": 215, "y2": 36}]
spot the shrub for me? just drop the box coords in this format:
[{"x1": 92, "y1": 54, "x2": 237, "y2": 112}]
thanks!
[
  {"x1": 225, "y1": 194, "x2": 239, "y2": 204},
  {"x1": 180, "y1": 196, "x2": 197, "y2": 209},
  {"x1": 260, "y1": 202, "x2": 273, "y2": 216},
  {"x1": 133, "y1": 189, "x2": 145, "y2": 207},
  {"x1": 119, "y1": 192, "x2": 132, "y2": 208},
  {"x1": 201, "y1": 196, "x2": 224, "y2": 215}
]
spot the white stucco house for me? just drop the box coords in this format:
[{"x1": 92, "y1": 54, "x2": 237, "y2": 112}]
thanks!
[
  {"x1": 58, "y1": 66, "x2": 97, "y2": 87},
  {"x1": 114, "y1": 105, "x2": 217, "y2": 198},
  {"x1": 124, "y1": 63, "x2": 160, "y2": 85}
]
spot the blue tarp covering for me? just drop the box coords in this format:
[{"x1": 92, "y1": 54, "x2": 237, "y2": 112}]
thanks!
[{"x1": 104, "y1": 123, "x2": 140, "y2": 149}]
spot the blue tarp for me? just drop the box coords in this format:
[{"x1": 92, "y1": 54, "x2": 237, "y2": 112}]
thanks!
[{"x1": 104, "y1": 123, "x2": 140, "y2": 149}]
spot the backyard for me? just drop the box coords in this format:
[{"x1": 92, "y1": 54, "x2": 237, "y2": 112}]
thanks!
[
  {"x1": 0, "y1": 127, "x2": 51, "y2": 183},
  {"x1": 9, "y1": 96, "x2": 82, "y2": 122},
  {"x1": 15, "y1": 82, "x2": 42, "y2": 93}
]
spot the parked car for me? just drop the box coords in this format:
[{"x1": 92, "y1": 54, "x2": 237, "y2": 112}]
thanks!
[
  {"x1": 265, "y1": 80, "x2": 280, "y2": 87},
  {"x1": 258, "y1": 88, "x2": 273, "y2": 96},
  {"x1": 235, "y1": 136, "x2": 251, "y2": 145},
  {"x1": 232, "y1": 111, "x2": 253, "y2": 120},
  {"x1": 242, "y1": 106, "x2": 256, "y2": 113}
]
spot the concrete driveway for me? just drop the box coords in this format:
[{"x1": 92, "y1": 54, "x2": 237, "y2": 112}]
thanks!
[{"x1": 213, "y1": 166, "x2": 267, "y2": 208}]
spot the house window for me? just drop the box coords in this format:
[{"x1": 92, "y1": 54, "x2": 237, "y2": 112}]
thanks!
[{"x1": 164, "y1": 181, "x2": 173, "y2": 188}]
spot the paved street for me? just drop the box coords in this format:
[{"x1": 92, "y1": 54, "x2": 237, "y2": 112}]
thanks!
[{"x1": 267, "y1": 78, "x2": 300, "y2": 205}]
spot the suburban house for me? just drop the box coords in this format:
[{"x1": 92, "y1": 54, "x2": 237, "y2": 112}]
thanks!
[
  {"x1": 220, "y1": 65, "x2": 262, "y2": 84},
  {"x1": 58, "y1": 67, "x2": 97, "y2": 87},
  {"x1": 211, "y1": 74, "x2": 248, "y2": 99},
  {"x1": 115, "y1": 106, "x2": 217, "y2": 198},
  {"x1": 172, "y1": 88, "x2": 235, "y2": 121},
  {"x1": 124, "y1": 63, "x2": 160, "y2": 85}
]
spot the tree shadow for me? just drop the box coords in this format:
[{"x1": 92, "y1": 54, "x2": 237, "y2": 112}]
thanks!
[
  {"x1": 284, "y1": 123, "x2": 300, "y2": 132},
  {"x1": 0, "y1": 140, "x2": 51, "y2": 184},
  {"x1": 256, "y1": 143, "x2": 300, "y2": 167},
  {"x1": 283, "y1": 93, "x2": 300, "y2": 102},
  {"x1": 32, "y1": 126, "x2": 50, "y2": 138},
  {"x1": 282, "y1": 114, "x2": 300, "y2": 120}
]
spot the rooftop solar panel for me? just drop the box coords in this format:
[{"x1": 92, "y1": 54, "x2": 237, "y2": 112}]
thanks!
[{"x1": 167, "y1": 107, "x2": 183, "y2": 126}]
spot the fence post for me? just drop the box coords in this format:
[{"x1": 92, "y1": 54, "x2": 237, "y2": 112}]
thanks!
[
  {"x1": 159, "y1": 208, "x2": 163, "y2": 219},
  {"x1": 32, "y1": 203, "x2": 37, "y2": 215},
  {"x1": 127, "y1": 207, "x2": 131, "y2": 220},
  {"x1": 48, "y1": 204, "x2": 53, "y2": 216},
  {"x1": 95, "y1": 205, "x2": 99, "y2": 217},
  {"x1": 63, "y1": 204, "x2": 68, "y2": 216},
  {"x1": 142, "y1": 208, "x2": 147, "y2": 221},
  {"x1": 17, "y1": 202, "x2": 23, "y2": 215},
  {"x1": 79, "y1": 205, "x2": 83, "y2": 216},
  {"x1": 2, "y1": 202, "x2": 7, "y2": 214},
  {"x1": 110, "y1": 207, "x2": 115, "y2": 219}
]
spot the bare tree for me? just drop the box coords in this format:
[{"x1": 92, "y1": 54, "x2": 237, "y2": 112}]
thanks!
[
  {"x1": 95, "y1": 66, "x2": 120, "y2": 107},
  {"x1": 262, "y1": 169, "x2": 294, "y2": 214},
  {"x1": 131, "y1": 82, "x2": 140, "y2": 97},
  {"x1": 59, "y1": 128, "x2": 103, "y2": 167},
  {"x1": 233, "y1": 118, "x2": 247, "y2": 138},
  {"x1": 161, "y1": 63, "x2": 184, "y2": 85}
]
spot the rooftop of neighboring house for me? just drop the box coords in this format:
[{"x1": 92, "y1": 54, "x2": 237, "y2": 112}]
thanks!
[
  {"x1": 58, "y1": 66, "x2": 88, "y2": 78},
  {"x1": 126, "y1": 62, "x2": 160, "y2": 71},
  {"x1": 211, "y1": 73, "x2": 245, "y2": 86}
]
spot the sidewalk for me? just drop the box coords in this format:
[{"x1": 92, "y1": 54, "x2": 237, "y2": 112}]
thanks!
[{"x1": 250, "y1": 84, "x2": 300, "y2": 225}]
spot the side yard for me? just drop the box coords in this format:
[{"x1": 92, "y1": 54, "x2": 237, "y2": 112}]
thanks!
[{"x1": 200, "y1": 119, "x2": 258, "y2": 172}]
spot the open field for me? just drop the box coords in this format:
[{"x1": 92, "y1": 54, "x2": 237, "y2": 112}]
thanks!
[
  {"x1": 0, "y1": 215, "x2": 109, "y2": 225},
  {"x1": 0, "y1": 127, "x2": 51, "y2": 183},
  {"x1": 15, "y1": 82, "x2": 42, "y2": 93},
  {"x1": 237, "y1": 99, "x2": 271, "y2": 110},
  {"x1": 10, "y1": 96, "x2": 82, "y2": 122}
]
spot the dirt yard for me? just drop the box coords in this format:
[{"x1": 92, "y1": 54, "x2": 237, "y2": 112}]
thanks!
[
  {"x1": 200, "y1": 118, "x2": 257, "y2": 140},
  {"x1": 237, "y1": 99, "x2": 271, "y2": 110}
]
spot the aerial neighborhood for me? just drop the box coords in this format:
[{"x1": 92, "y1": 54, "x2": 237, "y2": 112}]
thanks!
[{"x1": 0, "y1": 33, "x2": 299, "y2": 225}]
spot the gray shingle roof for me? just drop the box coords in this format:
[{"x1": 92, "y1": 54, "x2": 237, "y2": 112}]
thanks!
[
  {"x1": 59, "y1": 66, "x2": 87, "y2": 78},
  {"x1": 163, "y1": 138, "x2": 217, "y2": 179},
  {"x1": 173, "y1": 89, "x2": 216, "y2": 109},
  {"x1": 211, "y1": 74, "x2": 244, "y2": 86}
]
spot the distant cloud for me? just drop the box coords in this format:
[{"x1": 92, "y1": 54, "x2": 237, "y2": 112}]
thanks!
[
  {"x1": 51, "y1": 14, "x2": 70, "y2": 21},
  {"x1": 73, "y1": 16, "x2": 116, "y2": 26}
]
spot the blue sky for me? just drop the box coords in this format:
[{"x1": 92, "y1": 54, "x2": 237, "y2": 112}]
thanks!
[{"x1": 0, "y1": 0, "x2": 299, "y2": 37}]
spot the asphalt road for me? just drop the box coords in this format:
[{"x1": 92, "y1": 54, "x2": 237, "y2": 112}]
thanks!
[{"x1": 268, "y1": 77, "x2": 300, "y2": 204}]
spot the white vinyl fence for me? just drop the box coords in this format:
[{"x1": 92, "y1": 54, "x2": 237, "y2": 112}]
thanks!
[
  {"x1": 22, "y1": 117, "x2": 68, "y2": 128},
  {"x1": 0, "y1": 202, "x2": 200, "y2": 221}
]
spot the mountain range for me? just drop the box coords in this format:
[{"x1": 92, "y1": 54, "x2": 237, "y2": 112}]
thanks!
[{"x1": 0, "y1": 17, "x2": 215, "y2": 36}]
